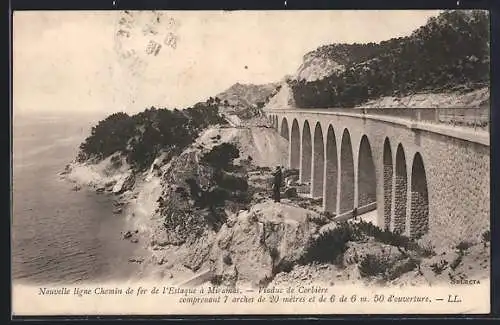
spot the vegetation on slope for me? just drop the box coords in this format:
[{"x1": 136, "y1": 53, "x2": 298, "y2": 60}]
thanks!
[
  {"x1": 77, "y1": 101, "x2": 227, "y2": 170},
  {"x1": 291, "y1": 10, "x2": 489, "y2": 108}
]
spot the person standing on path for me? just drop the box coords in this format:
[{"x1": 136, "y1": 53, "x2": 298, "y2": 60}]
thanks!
[{"x1": 272, "y1": 166, "x2": 283, "y2": 202}]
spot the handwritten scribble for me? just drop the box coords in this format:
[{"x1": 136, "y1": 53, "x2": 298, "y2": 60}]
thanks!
[
  {"x1": 166, "y1": 17, "x2": 179, "y2": 30},
  {"x1": 164, "y1": 32, "x2": 178, "y2": 49},
  {"x1": 142, "y1": 24, "x2": 159, "y2": 36},
  {"x1": 146, "y1": 40, "x2": 162, "y2": 56}
]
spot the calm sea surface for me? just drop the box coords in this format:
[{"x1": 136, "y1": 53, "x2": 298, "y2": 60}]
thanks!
[{"x1": 12, "y1": 112, "x2": 141, "y2": 284}]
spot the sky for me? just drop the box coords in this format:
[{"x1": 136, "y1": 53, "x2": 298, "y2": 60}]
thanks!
[{"x1": 13, "y1": 10, "x2": 442, "y2": 115}]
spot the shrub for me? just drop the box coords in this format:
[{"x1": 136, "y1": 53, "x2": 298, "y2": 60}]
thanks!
[
  {"x1": 450, "y1": 254, "x2": 463, "y2": 271},
  {"x1": 205, "y1": 187, "x2": 231, "y2": 208},
  {"x1": 307, "y1": 213, "x2": 330, "y2": 226},
  {"x1": 216, "y1": 171, "x2": 248, "y2": 192},
  {"x1": 430, "y1": 259, "x2": 448, "y2": 275},
  {"x1": 255, "y1": 166, "x2": 272, "y2": 172},
  {"x1": 301, "y1": 222, "x2": 359, "y2": 265},
  {"x1": 417, "y1": 243, "x2": 436, "y2": 258},
  {"x1": 455, "y1": 240, "x2": 473, "y2": 252},
  {"x1": 358, "y1": 254, "x2": 392, "y2": 278},
  {"x1": 354, "y1": 220, "x2": 413, "y2": 251},
  {"x1": 201, "y1": 143, "x2": 240, "y2": 170},
  {"x1": 386, "y1": 258, "x2": 419, "y2": 280},
  {"x1": 481, "y1": 230, "x2": 490, "y2": 247}
]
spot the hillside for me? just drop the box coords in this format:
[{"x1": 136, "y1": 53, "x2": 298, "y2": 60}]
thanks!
[
  {"x1": 296, "y1": 43, "x2": 380, "y2": 82},
  {"x1": 289, "y1": 10, "x2": 489, "y2": 108},
  {"x1": 216, "y1": 82, "x2": 279, "y2": 108},
  {"x1": 213, "y1": 82, "x2": 281, "y2": 120}
]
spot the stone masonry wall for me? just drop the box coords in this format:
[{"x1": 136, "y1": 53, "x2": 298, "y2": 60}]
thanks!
[
  {"x1": 421, "y1": 135, "x2": 490, "y2": 248},
  {"x1": 393, "y1": 175, "x2": 407, "y2": 234},
  {"x1": 383, "y1": 165, "x2": 393, "y2": 230},
  {"x1": 410, "y1": 191, "x2": 429, "y2": 239}
]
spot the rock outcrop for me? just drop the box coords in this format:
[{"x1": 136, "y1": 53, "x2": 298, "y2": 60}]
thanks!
[
  {"x1": 208, "y1": 202, "x2": 320, "y2": 286},
  {"x1": 154, "y1": 148, "x2": 217, "y2": 246},
  {"x1": 112, "y1": 173, "x2": 135, "y2": 194}
]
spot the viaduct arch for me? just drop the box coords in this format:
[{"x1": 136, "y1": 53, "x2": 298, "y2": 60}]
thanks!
[
  {"x1": 312, "y1": 122, "x2": 325, "y2": 198},
  {"x1": 340, "y1": 129, "x2": 355, "y2": 214}
]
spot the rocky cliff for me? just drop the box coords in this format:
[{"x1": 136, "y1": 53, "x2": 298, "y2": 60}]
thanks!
[
  {"x1": 214, "y1": 82, "x2": 281, "y2": 120},
  {"x1": 295, "y1": 43, "x2": 380, "y2": 82}
]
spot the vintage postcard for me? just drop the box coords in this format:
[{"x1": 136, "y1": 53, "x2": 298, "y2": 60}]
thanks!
[{"x1": 12, "y1": 10, "x2": 490, "y2": 316}]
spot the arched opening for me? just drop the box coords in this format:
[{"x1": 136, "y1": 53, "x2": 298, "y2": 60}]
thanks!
[
  {"x1": 300, "y1": 121, "x2": 312, "y2": 183},
  {"x1": 274, "y1": 116, "x2": 279, "y2": 130},
  {"x1": 280, "y1": 118, "x2": 289, "y2": 140},
  {"x1": 410, "y1": 153, "x2": 429, "y2": 239},
  {"x1": 323, "y1": 125, "x2": 338, "y2": 214},
  {"x1": 394, "y1": 144, "x2": 407, "y2": 234},
  {"x1": 311, "y1": 122, "x2": 324, "y2": 198},
  {"x1": 290, "y1": 119, "x2": 301, "y2": 169},
  {"x1": 383, "y1": 138, "x2": 393, "y2": 230},
  {"x1": 340, "y1": 129, "x2": 354, "y2": 214},
  {"x1": 358, "y1": 135, "x2": 376, "y2": 208}
]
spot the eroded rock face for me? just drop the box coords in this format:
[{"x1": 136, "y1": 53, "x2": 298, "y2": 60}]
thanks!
[
  {"x1": 112, "y1": 173, "x2": 135, "y2": 194},
  {"x1": 155, "y1": 150, "x2": 217, "y2": 245},
  {"x1": 181, "y1": 232, "x2": 216, "y2": 272},
  {"x1": 209, "y1": 202, "x2": 319, "y2": 285}
]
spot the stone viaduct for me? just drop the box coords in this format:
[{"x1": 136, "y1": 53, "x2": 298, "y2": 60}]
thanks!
[{"x1": 265, "y1": 107, "x2": 490, "y2": 246}]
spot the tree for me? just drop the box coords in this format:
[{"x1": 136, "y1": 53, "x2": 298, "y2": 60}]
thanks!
[{"x1": 76, "y1": 103, "x2": 227, "y2": 171}]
